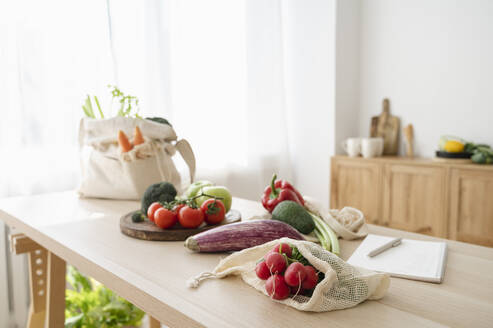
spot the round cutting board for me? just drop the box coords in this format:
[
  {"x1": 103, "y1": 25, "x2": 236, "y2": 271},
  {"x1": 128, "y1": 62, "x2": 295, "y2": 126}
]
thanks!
[{"x1": 120, "y1": 209, "x2": 241, "y2": 241}]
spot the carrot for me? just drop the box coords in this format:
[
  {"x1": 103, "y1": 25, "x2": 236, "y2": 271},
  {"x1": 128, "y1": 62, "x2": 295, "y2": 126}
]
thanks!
[
  {"x1": 133, "y1": 126, "x2": 145, "y2": 145},
  {"x1": 118, "y1": 130, "x2": 133, "y2": 152}
]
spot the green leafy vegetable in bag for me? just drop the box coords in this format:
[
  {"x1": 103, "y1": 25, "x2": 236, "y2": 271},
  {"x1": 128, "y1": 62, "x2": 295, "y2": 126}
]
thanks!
[
  {"x1": 146, "y1": 117, "x2": 172, "y2": 126},
  {"x1": 81, "y1": 85, "x2": 142, "y2": 119},
  {"x1": 108, "y1": 85, "x2": 141, "y2": 118},
  {"x1": 82, "y1": 95, "x2": 104, "y2": 119}
]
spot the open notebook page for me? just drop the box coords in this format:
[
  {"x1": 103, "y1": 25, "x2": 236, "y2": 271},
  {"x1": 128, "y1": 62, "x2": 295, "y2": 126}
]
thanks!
[{"x1": 347, "y1": 234, "x2": 447, "y2": 283}]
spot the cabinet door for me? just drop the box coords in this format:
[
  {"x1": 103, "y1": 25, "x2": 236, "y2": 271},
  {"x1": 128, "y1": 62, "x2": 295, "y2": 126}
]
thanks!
[
  {"x1": 330, "y1": 159, "x2": 382, "y2": 224},
  {"x1": 383, "y1": 164, "x2": 447, "y2": 237},
  {"x1": 449, "y1": 169, "x2": 493, "y2": 247}
]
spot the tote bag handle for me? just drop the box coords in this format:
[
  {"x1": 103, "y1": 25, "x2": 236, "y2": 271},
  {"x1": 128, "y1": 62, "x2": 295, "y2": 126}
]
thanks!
[{"x1": 175, "y1": 139, "x2": 196, "y2": 184}]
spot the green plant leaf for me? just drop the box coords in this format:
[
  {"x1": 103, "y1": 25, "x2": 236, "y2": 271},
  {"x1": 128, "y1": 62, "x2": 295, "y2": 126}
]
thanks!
[
  {"x1": 65, "y1": 313, "x2": 83, "y2": 327},
  {"x1": 65, "y1": 266, "x2": 144, "y2": 327}
]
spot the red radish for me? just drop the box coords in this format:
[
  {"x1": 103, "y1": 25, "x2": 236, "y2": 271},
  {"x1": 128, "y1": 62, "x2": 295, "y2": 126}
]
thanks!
[
  {"x1": 265, "y1": 252, "x2": 287, "y2": 274},
  {"x1": 255, "y1": 261, "x2": 271, "y2": 280},
  {"x1": 265, "y1": 275, "x2": 290, "y2": 300},
  {"x1": 290, "y1": 285, "x2": 303, "y2": 295},
  {"x1": 273, "y1": 243, "x2": 292, "y2": 257},
  {"x1": 302, "y1": 265, "x2": 318, "y2": 290},
  {"x1": 147, "y1": 202, "x2": 163, "y2": 222},
  {"x1": 264, "y1": 250, "x2": 275, "y2": 261},
  {"x1": 284, "y1": 262, "x2": 307, "y2": 287}
]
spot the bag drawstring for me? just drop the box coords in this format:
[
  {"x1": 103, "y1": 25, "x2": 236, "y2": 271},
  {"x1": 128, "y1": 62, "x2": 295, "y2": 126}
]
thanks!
[{"x1": 186, "y1": 271, "x2": 218, "y2": 288}]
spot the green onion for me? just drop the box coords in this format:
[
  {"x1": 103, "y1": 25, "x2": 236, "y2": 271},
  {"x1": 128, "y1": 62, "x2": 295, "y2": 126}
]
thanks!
[{"x1": 309, "y1": 211, "x2": 340, "y2": 256}]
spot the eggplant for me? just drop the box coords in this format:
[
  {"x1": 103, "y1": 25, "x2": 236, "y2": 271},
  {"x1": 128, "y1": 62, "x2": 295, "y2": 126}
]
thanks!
[{"x1": 184, "y1": 220, "x2": 304, "y2": 253}]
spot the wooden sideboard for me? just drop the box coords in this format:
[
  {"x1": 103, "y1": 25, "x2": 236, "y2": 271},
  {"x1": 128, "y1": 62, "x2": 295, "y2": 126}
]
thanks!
[{"x1": 330, "y1": 155, "x2": 493, "y2": 247}]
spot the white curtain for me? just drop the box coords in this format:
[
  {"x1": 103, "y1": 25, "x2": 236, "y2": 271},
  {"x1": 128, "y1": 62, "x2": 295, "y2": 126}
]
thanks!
[
  {"x1": 1, "y1": 0, "x2": 333, "y2": 325},
  {"x1": 0, "y1": 0, "x2": 292, "y2": 323},
  {"x1": 0, "y1": 0, "x2": 303, "y2": 201},
  {"x1": 104, "y1": 0, "x2": 294, "y2": 200}
]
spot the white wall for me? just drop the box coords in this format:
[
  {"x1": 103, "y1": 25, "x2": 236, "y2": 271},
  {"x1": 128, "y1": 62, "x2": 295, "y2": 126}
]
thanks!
[
  {"x1": 335, "y1": 0, "x2": 361, "y2": 155},
  {"x1": 283, "y1": 0, "x2": 336, "y2": 206},
  {"x1": 358, "y1": 0, "x2": 493, "y2": 156}
]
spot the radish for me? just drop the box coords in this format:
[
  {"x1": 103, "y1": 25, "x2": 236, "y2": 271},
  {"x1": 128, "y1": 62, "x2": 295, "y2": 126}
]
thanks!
[
  {"x1": 302, "y1": 265, "x2": 318, "y2": 290},
  {"x1": 265, "y1": 275, "x2": 290, "y2": 300},
  {"x1": 255, "y1": 261, "x2": 271, "y2": 280},
  {"x1": 273, "y1": 243, "x2": 292, "y2": 257},
  {"x1": 263, "y1": 250, "x2": 276, "y2": 261},
  {"x1": 284, "y1": 262, "x2": 307, "y2": 287},
  {"x1": 265, "y1": 252, "x2": 287, "y2": 274}
]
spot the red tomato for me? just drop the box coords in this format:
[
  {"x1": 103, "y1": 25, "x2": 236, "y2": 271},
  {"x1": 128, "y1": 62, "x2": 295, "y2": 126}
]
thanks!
[
  {"x1": 173, "y1": 203, "x2": 185, "y2": 214},
  {"x1": 178, "y1": 206, "x2": 204, "y2": 228},
  {"x1": 200, "y1": 199, "x2": 226, "y2": 224},
  {"x1": 147, "y1": 202, "x2": 163, "y2": 222},
  {"x1": 154, "y1": 208, "x2": 178, "y2": 229}
]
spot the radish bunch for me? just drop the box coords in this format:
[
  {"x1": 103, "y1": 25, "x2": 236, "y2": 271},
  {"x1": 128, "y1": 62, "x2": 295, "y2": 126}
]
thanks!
[{"x1": 255, "y1": 243, "x2": 320, "y2": 300}]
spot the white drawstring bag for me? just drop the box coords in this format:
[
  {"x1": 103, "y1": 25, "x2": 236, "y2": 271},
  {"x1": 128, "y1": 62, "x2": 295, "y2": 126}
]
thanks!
[
  {"x1": 188, "y1": 238, "x2": 390, "y2": 312},
  {"x1": 246, "y1": 197, "x2": 369, "y2": 243},
  {"x1": 78, "y1": 116, "x2": 196, "y2": 200}
]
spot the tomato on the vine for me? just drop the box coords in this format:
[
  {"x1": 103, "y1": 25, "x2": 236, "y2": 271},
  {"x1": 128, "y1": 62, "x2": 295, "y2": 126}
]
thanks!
[
  {"x1": 154, "y1": 208, "x2": 178, "y2": 229},
  {"x1": 200, "y1": 199, "x2": 226, "y2": 224},
  {"x1": 173, "y1": 203, "x2": 186, "y2": 214},
  {"x1": 147, "y1": 202, "x2": 163, "y2": 222},
  {"x1": 178, "y1": 206, "x2": 204, "y2": 228}
]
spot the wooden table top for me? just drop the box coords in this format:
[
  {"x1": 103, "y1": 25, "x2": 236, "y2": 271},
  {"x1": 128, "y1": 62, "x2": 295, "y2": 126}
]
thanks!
[{"x1": 1, "y1": 191, "x2": 492, "y2": 328}]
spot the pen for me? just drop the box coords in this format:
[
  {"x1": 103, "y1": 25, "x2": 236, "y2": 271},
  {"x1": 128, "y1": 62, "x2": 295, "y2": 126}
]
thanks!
[{"x1": 368, "y1": 237, "x2": 402, "y2": 257}]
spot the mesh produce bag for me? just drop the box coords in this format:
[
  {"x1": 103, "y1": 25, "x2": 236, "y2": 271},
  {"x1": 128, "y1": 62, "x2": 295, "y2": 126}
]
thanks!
[{"x1": 188, "y1": 238, "x2": 390, "y2": 312}]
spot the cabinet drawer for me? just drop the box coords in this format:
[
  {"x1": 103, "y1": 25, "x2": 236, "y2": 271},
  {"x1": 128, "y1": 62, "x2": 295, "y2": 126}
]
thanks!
[
  {"x1": 330, "y1": 159, "x2": 382, "y2": 224},
  {"x1": 383, "y1": 164, "x2": 447, "y2": 238},
  {"x1": 449, "y1": 169, "x2": 493, "y2": 247}
]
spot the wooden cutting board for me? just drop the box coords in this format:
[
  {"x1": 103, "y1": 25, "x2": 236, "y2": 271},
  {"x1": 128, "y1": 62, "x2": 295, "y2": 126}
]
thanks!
[
  {"x1": 370, "y1": 98, "x2": 400, "y2": 155},
  {"x1": 120, "y1": 209, "x2": 241, "y2": 241}
]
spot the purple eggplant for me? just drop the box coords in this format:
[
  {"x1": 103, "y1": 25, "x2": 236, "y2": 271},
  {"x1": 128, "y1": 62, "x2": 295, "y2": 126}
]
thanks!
[{"x1": 184, "y1": 220, "x2": 304, "y2": 253}]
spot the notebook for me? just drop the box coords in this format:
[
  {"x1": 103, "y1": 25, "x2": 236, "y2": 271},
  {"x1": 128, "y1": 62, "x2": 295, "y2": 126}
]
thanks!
[{"x1": 347, "y1": 234, "x2": 447, "y2": 283}]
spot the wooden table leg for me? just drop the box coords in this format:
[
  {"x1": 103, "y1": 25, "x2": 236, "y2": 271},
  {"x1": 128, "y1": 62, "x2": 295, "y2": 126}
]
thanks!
[
  {"x1": 149, "y1": 316, "x2": 161, "y2": 328},
  {"x1": 9, "y1": 234, "x2": 48, "y2": 328},
  {"x1": 45, "y1": 251, "x2": 66, "y2": 327},
  {"x1": 27, "y1": 247, "x2": 47, "y2": 328}
]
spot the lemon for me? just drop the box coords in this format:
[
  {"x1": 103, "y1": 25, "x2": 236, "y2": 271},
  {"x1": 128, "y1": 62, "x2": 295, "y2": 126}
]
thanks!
[{"x1": 444, "y1": 140, "x2": 465, "y2": 153}]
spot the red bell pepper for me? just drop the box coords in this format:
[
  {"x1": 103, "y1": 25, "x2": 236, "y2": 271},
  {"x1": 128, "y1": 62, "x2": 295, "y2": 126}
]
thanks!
[{"x1": 261, "y1": 174, "x2": 304, "y2": 213}]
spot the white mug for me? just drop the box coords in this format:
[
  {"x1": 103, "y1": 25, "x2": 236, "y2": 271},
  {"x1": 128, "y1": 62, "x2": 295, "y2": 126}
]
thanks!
[
  {"x1": 342, "y1": 138, "x2": 362, "y2": 157},
  {"x1": 361, "y1": 137, "x2": 384, "y2": 158}
]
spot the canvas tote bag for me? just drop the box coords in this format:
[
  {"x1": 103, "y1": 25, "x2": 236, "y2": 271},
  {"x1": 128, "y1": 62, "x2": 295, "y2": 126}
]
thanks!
[
  {"x1": 188, "y1": 237, "x2": 390, "y2": 312},
  {"x1": 78, "y1": 116, "x2": 196, "y2": 200}
]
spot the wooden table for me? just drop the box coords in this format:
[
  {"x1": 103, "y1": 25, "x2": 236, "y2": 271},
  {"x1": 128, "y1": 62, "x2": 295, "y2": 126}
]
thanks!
[{"x1": 1, "y1": 191, "x2": 492, "y2": 328}]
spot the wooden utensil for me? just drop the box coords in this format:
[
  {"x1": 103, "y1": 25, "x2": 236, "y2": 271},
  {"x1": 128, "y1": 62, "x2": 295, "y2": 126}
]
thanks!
[
  {"x1": 120, "y1": 209, "x2": 241, "y2": 241},
  {"x1": 370, "y1": 98, "x2": 400, "y2": 155},
  {"x1": 403, "y1": 124, "x2": 414, "y2": 157}
]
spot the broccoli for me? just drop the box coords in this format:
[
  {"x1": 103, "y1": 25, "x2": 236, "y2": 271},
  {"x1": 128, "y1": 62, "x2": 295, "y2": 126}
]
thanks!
[
  {"x1": 271, "y1": 200, "x2": 315, "y2": 234},
  {"x1": 146, "y1": 117, "x2": 172, "y2": 127},
  {"x1": 141, "y1": 182, "x2": 177, "y2": 214},
  {"x1": 131, "y1": 211, "x2": 145, "y2": 223}
]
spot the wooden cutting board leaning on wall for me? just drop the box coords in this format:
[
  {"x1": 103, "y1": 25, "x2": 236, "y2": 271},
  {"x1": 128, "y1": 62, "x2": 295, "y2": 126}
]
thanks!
[{"x1": 370, "y1": 98, "x2": 400, "y2": 155}]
